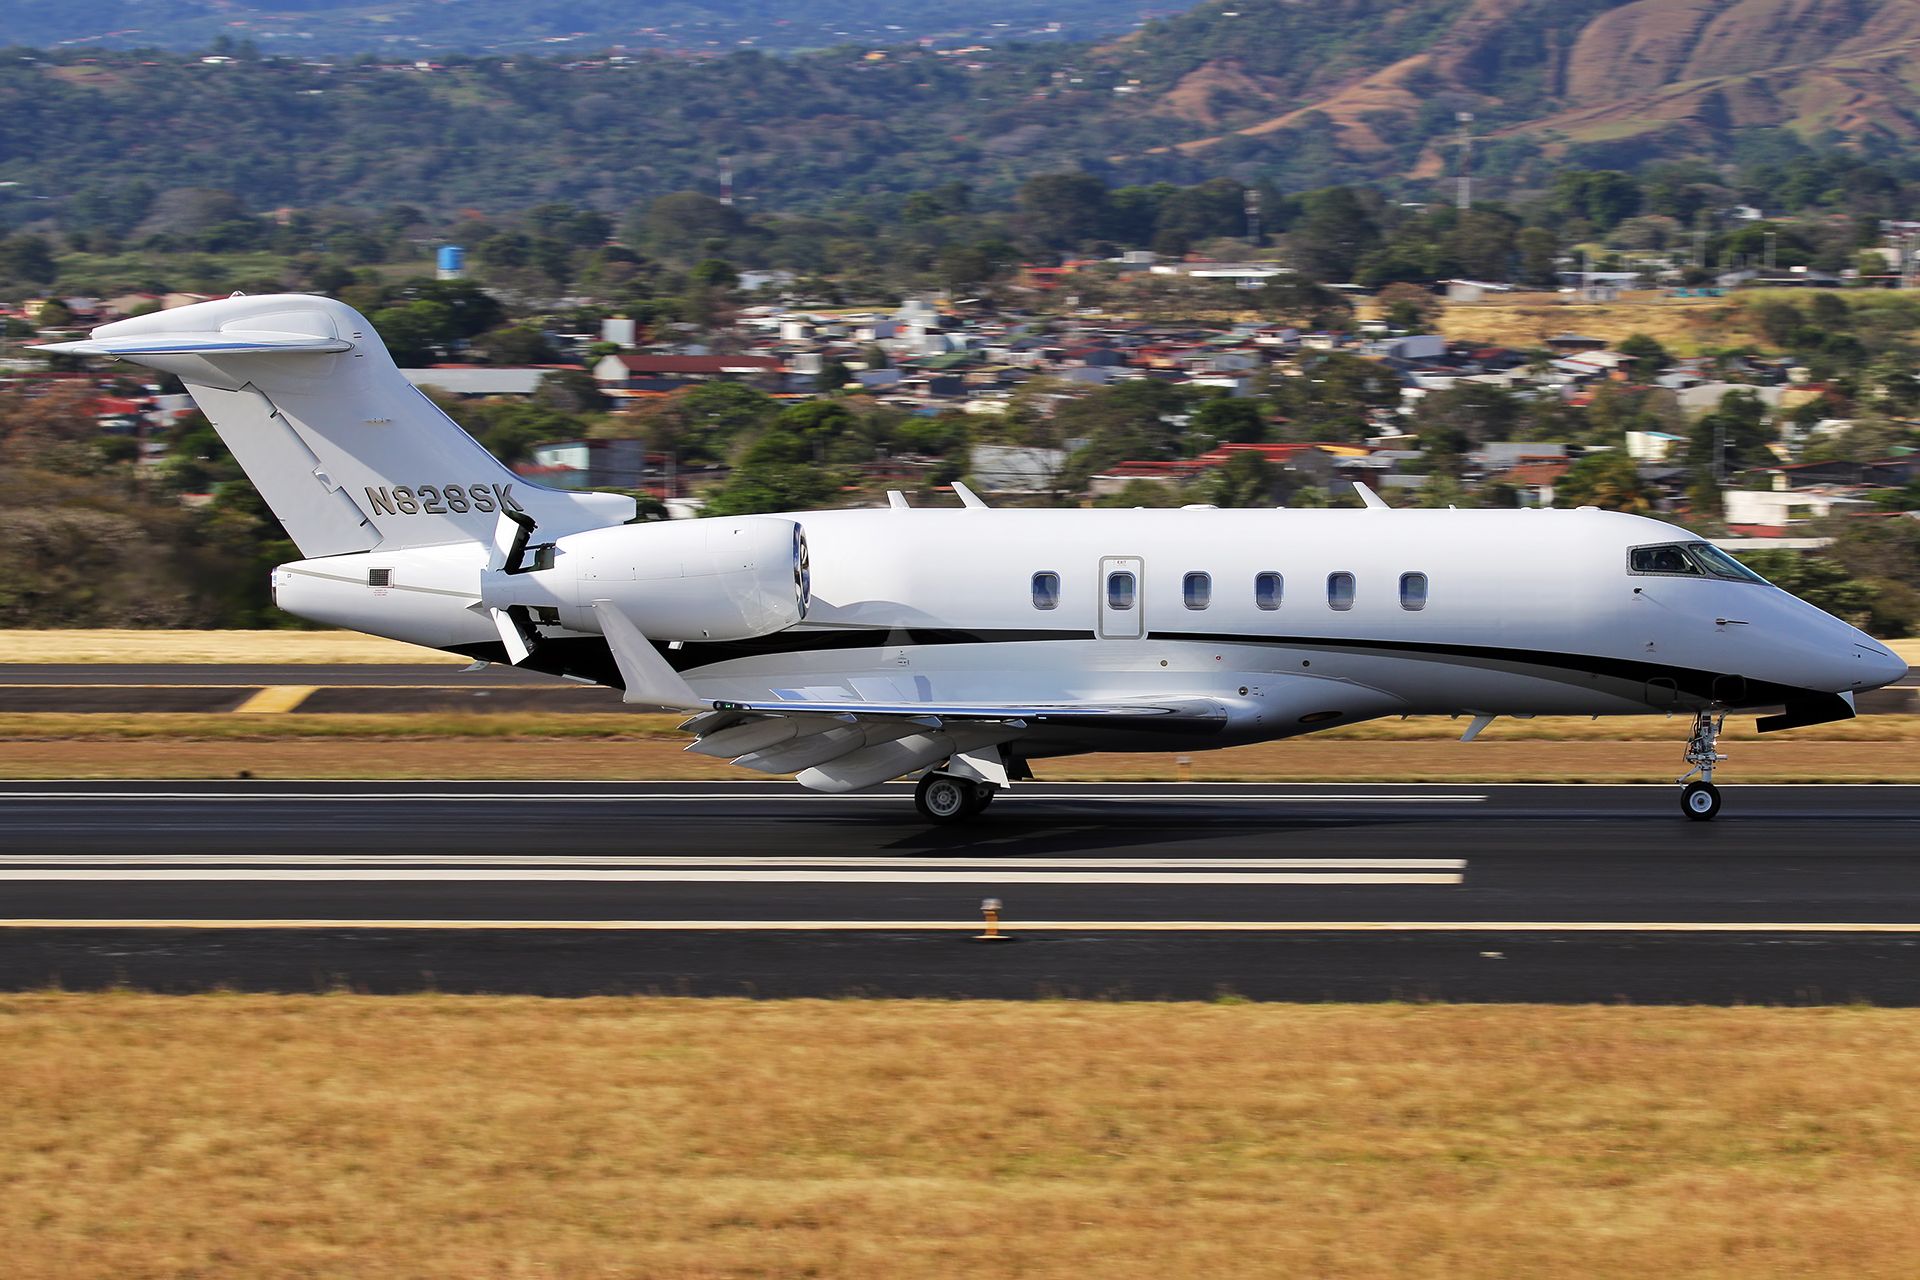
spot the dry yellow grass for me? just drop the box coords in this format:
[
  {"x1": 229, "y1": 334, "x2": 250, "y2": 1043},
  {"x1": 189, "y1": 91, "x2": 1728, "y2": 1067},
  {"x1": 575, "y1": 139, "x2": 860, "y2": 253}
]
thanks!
[
  {"x1": 0, "y1": 713, "x2": 1912, "y2": 781},
  {"x1": 5, "y1": 996, "x2": 1920, "y2": 1279},
  {"x1": 0, "y1": 629, "x2": 462, "y2": 664},
  {"x1": 1430, "y1": 294, "x2": 1763, "y2": 355}
]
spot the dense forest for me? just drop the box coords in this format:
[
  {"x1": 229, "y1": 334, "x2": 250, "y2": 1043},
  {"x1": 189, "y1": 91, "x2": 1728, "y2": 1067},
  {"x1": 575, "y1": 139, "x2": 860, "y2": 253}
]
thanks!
[{"x1": 10, "y1": 0, "x2": 1920, "y2": 222}]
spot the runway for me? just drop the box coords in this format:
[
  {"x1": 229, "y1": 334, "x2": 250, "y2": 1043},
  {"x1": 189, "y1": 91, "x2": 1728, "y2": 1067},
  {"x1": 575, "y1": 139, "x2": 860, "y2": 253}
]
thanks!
[{"x1": 3, "y1": 781, "x2": 1920, "y2": 1002}]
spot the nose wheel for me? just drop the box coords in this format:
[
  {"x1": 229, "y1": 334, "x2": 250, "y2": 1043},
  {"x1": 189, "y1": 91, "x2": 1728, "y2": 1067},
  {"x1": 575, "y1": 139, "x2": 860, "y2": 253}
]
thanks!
[
  {"x1": 1677, "y1": 711, "x2": 1727, "y2": 820},
  {"x1": 1681, "y1": 780, "x2": 1722, "y2": 820}
]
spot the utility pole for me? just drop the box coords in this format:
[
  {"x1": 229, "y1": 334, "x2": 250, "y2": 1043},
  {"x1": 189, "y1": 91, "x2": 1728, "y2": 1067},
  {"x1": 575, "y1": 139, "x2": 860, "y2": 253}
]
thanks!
[{"x1": 1455, "y1": 112, "x2": 1475, "y2": 211}]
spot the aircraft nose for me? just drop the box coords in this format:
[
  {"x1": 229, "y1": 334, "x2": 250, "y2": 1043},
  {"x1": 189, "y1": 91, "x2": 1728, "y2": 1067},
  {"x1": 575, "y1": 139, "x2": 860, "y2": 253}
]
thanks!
[{"x1": 1855, "y1": 642, "x2": 1908, "y2": 692}]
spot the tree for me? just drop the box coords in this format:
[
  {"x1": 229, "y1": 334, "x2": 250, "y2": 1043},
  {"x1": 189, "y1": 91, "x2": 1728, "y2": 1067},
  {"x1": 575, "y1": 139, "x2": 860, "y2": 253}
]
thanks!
[
  {"x1": 472, "y1": 325, "x2": 559, "y2": 365},
  {"x1": 1688, "y1": 389, "x2": 1776, "y2": 478},
  {"x1": 1412, "y1": 384, "x2": 1522, "y2": 474},
  {"x1": 1206, "y1": 450, "x2": 1278, "y2": 508},
  {"x1": 1376, "y1": 282, "x2": 1440, "y2": 333},
  {"x1": 690, "y1": 258, "x2": 737, "y2": 289},
  {"x1": 369, "y1": 300, "x2": 456, "y2": 366},
  {"x1": 1288, "y1": 187, "x2": 1380, "y2": 282},
  {"x1": 1516, "y1": 227, "x2": 1559, "y2": 287},
  {"x1": 634, "y1": 192, "x2": 747, "y2": 257},
  {"x1": 1615, "y1": 333, "x2": 1670, "y2": 379},
  {"x1": 1189, "y1": 397, "x2": 1266, "y2": 449},
  {"x1": 1554, "y1": 451, "x2": 1651, "y2": 513},
  {"x1": 817, "y1": 358, "x2": 853, "y2": 394},
  {"x1": 703, "y1": 429, "x2": 842, "y2": 515},
  {"x1": 1094, "y1": 479, "x2": 1184, "y2": 508},
  {"x1": 1444, "y1": 210, "x2": 1517, "y2": 281},
  {"x1": 0, "y1": 235, "x2": 57, "y2": 285},
  {"x1": 1016, "y1": 172, "x2": 1110, "y2": 253}
]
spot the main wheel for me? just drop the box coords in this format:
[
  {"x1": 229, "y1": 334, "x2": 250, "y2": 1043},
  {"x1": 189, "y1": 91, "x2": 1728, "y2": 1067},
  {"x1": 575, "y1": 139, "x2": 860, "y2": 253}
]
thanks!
[
  {"x1": 915, "y1": 773, "x2": 978, "y2": 824},
  {"x1": 968, "y1": 784, "x2": 998, "y2": 816},
  {"x1": 1681, "y1": 780, "x2": 1722, "y2": 821}
]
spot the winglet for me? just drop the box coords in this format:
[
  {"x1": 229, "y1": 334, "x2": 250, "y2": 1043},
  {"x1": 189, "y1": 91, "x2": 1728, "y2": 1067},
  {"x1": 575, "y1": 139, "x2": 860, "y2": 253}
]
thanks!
[
  {"x1": 590, "y1": 599, "x2": 709, "y2": 710},
  {"x1": 1352, "y1": 482, "x2": 1389, "y2": 510},
  {"x1": 950, "y1": 481, "x2": 989, "y2": 509}
]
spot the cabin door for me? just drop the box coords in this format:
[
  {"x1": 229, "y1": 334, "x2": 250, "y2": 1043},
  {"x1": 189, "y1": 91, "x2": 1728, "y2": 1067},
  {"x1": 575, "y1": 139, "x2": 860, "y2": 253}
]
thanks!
[{"x1": 1098, "y1": 556, "x2": 1145, "y2": 640}]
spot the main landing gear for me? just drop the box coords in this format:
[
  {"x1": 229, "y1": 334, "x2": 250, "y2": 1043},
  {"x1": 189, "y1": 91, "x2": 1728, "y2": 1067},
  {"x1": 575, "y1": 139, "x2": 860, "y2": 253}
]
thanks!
[
  {"x1": 1677, "y1": 711, "x2": 1727, "y2": 821},
  {"x1": 914, "y1": 771, "x2": 997, "y2": 825}
]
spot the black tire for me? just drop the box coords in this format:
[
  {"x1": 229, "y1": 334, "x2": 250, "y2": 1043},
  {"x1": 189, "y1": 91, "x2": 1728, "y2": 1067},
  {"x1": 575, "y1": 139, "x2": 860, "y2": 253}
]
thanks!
[
  {"x1": 1681, "y1": 780, "x2": 1722, "y2": 821},
  {"x1": 968, "y1": 785, "x2": 998, "y2": 816},
  {"x1": 915, "y1": 773, "x2": 977, "y2": 824}
]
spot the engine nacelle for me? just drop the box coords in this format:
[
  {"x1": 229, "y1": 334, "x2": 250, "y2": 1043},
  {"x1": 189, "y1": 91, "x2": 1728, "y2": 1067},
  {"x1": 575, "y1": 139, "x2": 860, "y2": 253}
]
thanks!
[
  {"x1": 488, "y1": 516, "x2": 809, "y2": 642},
  {"x1": 272, "y1": 516, "x2": 809, "y2": 651}
]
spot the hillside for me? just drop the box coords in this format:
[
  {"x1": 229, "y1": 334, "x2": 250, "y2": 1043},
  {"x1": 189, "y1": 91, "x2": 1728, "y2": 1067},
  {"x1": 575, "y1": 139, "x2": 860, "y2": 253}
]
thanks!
[
  {"x1": 1099, "y1": 0, "x2": 1920, "y2": 180},
  {"x1": 2, "y1": 0, "x2": 1918, "y2": 221}
]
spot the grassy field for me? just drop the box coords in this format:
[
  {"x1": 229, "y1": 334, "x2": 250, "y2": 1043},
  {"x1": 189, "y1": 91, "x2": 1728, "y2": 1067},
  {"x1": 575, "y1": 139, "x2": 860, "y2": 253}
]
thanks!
[
  {"x1": 0, "y1": 629, "x2": 462, "y2": 664},
  {"x1": 5, "y1": 995, "x2": 1920, "y2": 1278},
  {"x1": 1431, "y1": 293, "x2": 1762, "y2": 355},
  {"x1": 0, "y1": 712, "x2": 1912, "y2": 780}
]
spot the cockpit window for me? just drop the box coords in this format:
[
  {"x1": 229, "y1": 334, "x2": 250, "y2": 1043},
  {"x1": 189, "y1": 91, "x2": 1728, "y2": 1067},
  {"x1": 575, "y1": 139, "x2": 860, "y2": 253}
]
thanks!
[
  {"x1": 1628, "y1": 544, "x2": 1700, "y2": 576},
  {"x1": 1629, "y1": 542, "x2": 1766, "y2": 583},
  {"x1": 1686, "y1": 542, "x2": 1767, "y2": 583}
]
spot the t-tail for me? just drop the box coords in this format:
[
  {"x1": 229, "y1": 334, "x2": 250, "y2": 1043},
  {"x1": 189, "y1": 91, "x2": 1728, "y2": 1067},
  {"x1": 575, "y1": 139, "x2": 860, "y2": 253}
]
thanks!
[
  {"x1": 38, "y1": 294, "x2": 808, "y2": 674},
  {"x1": 39, "y1": 293, "x2": 634, "y2": 555}
]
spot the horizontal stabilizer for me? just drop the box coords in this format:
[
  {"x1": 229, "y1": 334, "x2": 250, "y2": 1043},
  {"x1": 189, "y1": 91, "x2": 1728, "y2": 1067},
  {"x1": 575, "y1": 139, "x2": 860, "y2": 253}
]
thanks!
[{"x1": 34, "y1": 332, "x2": 353, "y2": 358}]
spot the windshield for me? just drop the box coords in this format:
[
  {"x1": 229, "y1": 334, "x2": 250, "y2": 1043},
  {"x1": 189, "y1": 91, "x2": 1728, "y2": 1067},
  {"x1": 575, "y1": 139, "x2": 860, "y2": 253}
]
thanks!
[
  {"x1": 1629, "y1": 541, "x2": 1767, "y2": 583},
  {"x1": 1686, "y1": 542, "x2": 1767, "y2": 584}
]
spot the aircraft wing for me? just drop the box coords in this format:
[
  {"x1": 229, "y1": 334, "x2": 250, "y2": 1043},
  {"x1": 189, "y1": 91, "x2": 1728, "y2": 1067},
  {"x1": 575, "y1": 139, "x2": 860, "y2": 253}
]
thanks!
[{"x1": 591, "y1": 600, "x2": 1226, "y2": 792}]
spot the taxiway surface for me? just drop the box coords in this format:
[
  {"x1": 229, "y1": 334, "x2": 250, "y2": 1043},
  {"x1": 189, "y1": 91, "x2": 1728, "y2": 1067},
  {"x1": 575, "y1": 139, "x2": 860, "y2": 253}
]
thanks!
[{"x1": 2, "y1": 781, "x2": 1918, "y2": 1002}]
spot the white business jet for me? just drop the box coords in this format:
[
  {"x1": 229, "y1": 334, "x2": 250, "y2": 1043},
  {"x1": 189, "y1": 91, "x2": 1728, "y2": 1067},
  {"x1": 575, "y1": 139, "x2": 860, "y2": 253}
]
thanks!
[{"x1": 42, "y1": 295, "x2": 1908, "y2": 823}]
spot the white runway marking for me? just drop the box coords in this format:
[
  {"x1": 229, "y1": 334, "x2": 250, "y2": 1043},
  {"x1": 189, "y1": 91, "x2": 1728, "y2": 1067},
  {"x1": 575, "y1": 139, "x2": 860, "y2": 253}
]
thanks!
[
  {"x1": 1, "y1": 855, "x2": 1466, "y2": 871},
  {"x1": 0, "y1": 868, "x2": 1462, "y2": 885},
  {"x1": 1, "y1": 919, "x2": 1917, "y2": 933}
]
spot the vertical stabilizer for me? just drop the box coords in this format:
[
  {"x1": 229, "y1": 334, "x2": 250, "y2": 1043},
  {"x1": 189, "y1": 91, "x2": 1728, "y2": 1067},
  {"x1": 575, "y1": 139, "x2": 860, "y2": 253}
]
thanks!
[{"x1": 41, "y1": 295, "x2": 634, "y2": 556}]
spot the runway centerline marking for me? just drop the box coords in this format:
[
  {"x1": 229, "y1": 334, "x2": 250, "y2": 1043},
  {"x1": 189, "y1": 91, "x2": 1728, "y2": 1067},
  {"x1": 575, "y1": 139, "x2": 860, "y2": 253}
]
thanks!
[
  {"x1": 0, "y1": 869, "x2": 1463, "y2": 885},
  {"x1": 0, "y1": 855, "x2": 1467, "y2": 871},
  {"x1": 3, "y1": 919, "x2": 1920, "y2": 933}
]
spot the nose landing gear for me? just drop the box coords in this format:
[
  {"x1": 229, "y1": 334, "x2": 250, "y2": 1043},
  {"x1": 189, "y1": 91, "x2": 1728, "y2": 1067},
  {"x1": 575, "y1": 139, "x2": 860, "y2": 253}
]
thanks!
[{"x1": 1677, "y1": 711, "x2": 1726, "y2": 820}]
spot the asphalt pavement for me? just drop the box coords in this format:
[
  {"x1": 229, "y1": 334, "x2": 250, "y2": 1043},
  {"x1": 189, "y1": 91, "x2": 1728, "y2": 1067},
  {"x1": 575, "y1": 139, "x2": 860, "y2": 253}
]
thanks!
[{"x1": 3, "y1": 781, "x2": 1919, "y2": 1002}]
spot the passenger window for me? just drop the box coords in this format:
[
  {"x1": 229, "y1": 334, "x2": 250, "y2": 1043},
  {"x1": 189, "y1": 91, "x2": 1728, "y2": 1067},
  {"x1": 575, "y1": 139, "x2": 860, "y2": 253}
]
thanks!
[
  {"x1": 1183, "y1": 572, "x2": 1211, "y2": 610},
  {"x1": 1031, "y1": 571, "x2": 1060, "y2": 611},
  {"x1": 1255, "y1": 571, "x2": 1283, "y2": 611},
  {"x1": 1629, "y1": 544, "x2": 1700, "y2": 576},
  {"x1": 1399, "y1": 572, "x2": 1428, "y2": 611},
  {"x1": 1327, "y1": 571, "x2": 1356, "y2": 611},
  {"x1": 1106, "y1": 571, "x2": 1137, "y2": 610}
]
